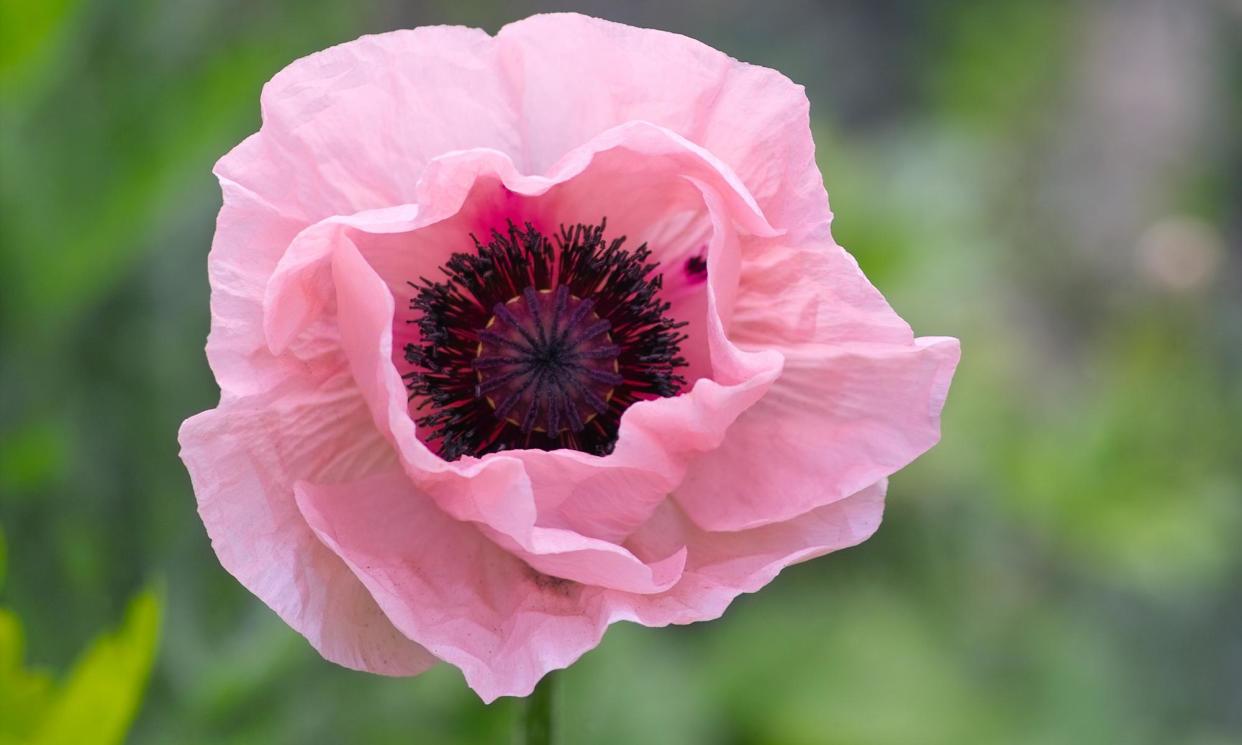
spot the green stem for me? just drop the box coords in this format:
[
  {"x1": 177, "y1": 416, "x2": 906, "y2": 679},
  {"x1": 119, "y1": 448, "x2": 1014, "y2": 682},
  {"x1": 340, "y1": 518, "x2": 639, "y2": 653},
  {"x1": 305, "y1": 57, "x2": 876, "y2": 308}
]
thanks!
[{"x1": 520, "y1": 671, "x2": 557, "y2": 745}]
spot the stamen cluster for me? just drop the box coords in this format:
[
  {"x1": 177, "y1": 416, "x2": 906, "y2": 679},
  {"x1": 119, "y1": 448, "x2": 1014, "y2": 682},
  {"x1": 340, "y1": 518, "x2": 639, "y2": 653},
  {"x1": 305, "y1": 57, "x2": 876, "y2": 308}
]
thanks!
[{"x1": 405, "y1": 221, "x2": 687, "y2": 460}]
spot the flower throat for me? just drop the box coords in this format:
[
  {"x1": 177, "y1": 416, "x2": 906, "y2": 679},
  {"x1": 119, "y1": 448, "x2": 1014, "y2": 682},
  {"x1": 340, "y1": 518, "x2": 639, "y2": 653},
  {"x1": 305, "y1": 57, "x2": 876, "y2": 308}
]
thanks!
[{"x1": 404, "y1": 221, "x2": 687, "y2": 461}]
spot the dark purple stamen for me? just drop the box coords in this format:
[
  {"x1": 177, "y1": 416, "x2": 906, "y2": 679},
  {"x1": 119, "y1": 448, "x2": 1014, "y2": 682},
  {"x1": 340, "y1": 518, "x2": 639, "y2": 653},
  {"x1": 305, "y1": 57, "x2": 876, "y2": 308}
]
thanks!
[
  {"x1": 404, "y1": 220, "x2": 687, "y2": 460},
  {"x1": 685, "y1": 253, "x2": 708, "y2": 282}
]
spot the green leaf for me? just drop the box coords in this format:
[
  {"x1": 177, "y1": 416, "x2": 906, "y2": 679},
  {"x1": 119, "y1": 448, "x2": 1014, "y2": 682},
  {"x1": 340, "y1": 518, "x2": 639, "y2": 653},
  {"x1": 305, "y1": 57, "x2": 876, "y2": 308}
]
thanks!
[
  {"x1": 26, "y1": 587, "x2": 162, "y2": 745},
  {"x1": 0, "y1": 608, "x2": 54, "y2": 743}
]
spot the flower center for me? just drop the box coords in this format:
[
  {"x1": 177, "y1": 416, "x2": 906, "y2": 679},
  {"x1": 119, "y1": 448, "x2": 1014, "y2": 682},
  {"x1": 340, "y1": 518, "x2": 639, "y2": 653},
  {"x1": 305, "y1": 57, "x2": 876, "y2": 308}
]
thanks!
[
  {"x1": 404, "y1": 221, "x2": 687, "y2": 461},
  {"x1": 475, "y1": 286, "x2": 620, "y2": 435}
]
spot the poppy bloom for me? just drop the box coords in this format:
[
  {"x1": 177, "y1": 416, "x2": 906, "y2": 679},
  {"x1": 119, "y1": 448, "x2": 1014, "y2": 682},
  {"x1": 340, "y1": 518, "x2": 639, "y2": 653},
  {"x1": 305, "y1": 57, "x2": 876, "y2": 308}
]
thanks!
[{"x1": 179, "y1": 13, "x2": 959, "y2": 701}]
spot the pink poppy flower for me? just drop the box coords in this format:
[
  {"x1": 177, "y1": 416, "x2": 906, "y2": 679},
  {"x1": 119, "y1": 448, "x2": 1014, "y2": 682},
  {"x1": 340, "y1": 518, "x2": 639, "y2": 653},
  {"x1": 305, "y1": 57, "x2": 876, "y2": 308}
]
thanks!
[{"x1": 179, "y1": 13, "x2": 959, "y2": 701}]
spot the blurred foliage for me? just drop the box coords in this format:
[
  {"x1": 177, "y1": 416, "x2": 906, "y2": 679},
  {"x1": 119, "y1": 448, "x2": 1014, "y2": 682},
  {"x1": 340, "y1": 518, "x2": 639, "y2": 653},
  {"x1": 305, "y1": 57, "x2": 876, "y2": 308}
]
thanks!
[
  {"x1": 0, "y1": 0, "x2": 81, "y2": 88},
  {"x1": 0, "y1": 527, "x2": 162, "y2": 745},
  {"x1": 1, "y1": 1, "x2": 1239, "y2": 744}
]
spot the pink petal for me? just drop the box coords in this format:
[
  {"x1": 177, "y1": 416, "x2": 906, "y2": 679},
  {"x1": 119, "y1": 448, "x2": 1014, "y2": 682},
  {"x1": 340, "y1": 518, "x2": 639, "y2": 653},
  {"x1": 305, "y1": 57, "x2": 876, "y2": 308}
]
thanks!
[
  {"x1": 495, "y1": 14, "x2": 825, "y2": 236},
  {"x1": 205, "y1": 163, "x2": 317, "y2": 399},
  {"x1": 178, "y1": 375, "x2": 436, "y2": 675},
  {"x1": 676, "y1": 336, "x2": 960, "y2": 531},
  {"x1": 228, "y1": 26, "x2": 519, "y2": 222},
  {"x1": 620, "y1": 481, "x2": 888, "y2": 626},
  {"x1": 731, "y1": 240, "x2": 917, "y2": 349},
  {"x1": 263, "y1": 204, "x2": 424, "y2": 356},
  {"x1": 293, "y1": 468, "x2": 618, "y2": 702},
  {"x1": 669, "y1": 220, "x2": 960, "y2": 531},
  {"x1": 294, "y1": 466, "x2": 886, "y2": 700}
]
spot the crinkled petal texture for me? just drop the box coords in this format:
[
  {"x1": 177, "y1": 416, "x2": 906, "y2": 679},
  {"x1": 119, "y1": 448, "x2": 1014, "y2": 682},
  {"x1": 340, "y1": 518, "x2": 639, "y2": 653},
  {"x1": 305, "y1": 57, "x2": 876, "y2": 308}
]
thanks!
[{"x1": 179, "y1": 13, "x2": 959, "y2": 701}]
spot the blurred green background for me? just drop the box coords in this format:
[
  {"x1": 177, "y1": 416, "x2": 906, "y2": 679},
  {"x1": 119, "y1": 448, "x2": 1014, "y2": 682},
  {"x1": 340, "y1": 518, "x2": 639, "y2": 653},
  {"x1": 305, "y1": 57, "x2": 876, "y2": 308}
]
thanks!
[{"x1": 1, "y1": 1, "x2": 1239, "y2": 743}]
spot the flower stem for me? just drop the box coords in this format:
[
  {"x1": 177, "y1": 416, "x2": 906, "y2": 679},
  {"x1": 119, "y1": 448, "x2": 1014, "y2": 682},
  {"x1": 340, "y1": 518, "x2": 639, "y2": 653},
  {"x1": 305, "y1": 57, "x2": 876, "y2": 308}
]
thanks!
[{"x1": 520, "y1": 671, "x2": 557, "y2": 745}]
